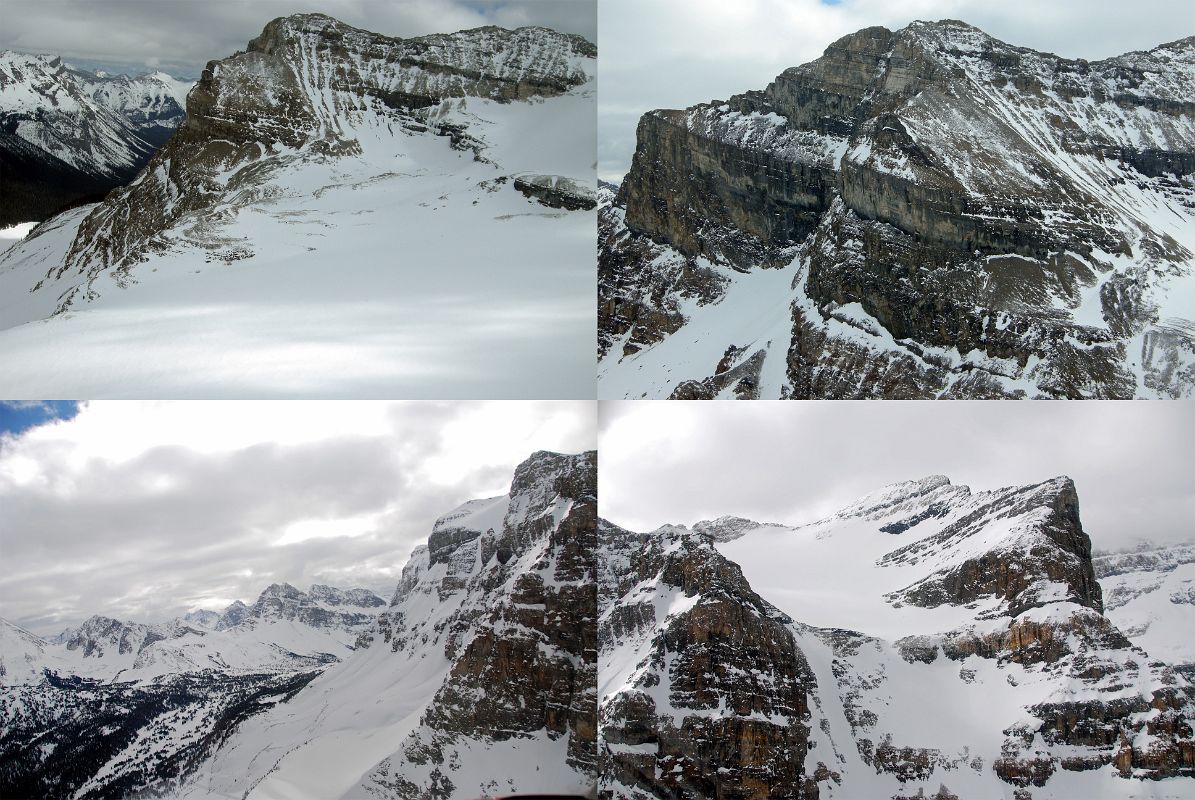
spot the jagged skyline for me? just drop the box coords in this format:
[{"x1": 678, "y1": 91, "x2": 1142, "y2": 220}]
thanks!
[{"x1": 599, "y1": 0, "x2": 1195, "y2": 180}]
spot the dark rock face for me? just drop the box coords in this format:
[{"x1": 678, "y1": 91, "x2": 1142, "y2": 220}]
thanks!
[
  {"x1": 598, "y1": 184, "x2": 730, "y2": 361},
  {"x1": 361, "y1": 450, "x2": 598, "y2": 798},
  {"x1": 599, "y1": 22, "x2": 1195, "y2": 398},
  {"x1": 622, "y1": 105, "x2": 836, "y2": 269},
  {"x1": 599, "y1": 523, "x2": 816, "y2": 799}
]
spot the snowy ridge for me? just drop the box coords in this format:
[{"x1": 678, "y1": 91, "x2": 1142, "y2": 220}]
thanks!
[{"x1": 1, "y1": 581, "x2": 385, "y2": 687}]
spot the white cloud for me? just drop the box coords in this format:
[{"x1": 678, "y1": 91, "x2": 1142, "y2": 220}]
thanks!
[
  {"x1": 0, "y1": 400, "x2": 595, "y2": 635},
  {"x1": 0, "y1": 0, "x2": 596, "y2": 78}
]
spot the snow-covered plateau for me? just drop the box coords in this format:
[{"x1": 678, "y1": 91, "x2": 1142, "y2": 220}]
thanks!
[{"x1": 0, "y1": 15, "x2": 597, "y2": 397}]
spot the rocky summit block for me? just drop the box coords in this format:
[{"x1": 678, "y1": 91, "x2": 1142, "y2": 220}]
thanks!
[{"x1": 600, "y1": 21, "x2": 1195, "y2": 399}]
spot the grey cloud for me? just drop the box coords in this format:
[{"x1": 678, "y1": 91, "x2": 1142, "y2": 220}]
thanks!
[{"x1": 599, "y1": 401, "x2": 1195, "y2": 558}]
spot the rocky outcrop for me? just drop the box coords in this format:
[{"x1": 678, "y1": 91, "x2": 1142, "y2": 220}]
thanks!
[
  {"x1": 599, "y1": 523, "x2": 816, "y2": 799},
  {"x1": 599, "y1": 22, "x2": 1195, "y2": 398},
  {"x1": 359, "y1": 450, "x2": 598, "y2": 798},
  {"x1": 514, "y1": 174, "x2": 597, "y2": 210},
  {"x1": 882, "y1": 477, "x2": 1104, "y2": 616},
  {"x1": 598, "y1": 185, "x2": 726, "y2": 360}
]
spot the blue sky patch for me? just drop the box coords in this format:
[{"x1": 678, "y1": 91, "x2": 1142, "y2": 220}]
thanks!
[{"x1": 0, "y1": 401, "x2": 83, "y2": 437}]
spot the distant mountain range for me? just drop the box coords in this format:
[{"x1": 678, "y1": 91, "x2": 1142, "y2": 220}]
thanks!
[{"x1": 0, "y1": 51, "x2": 191, "y2": 226}]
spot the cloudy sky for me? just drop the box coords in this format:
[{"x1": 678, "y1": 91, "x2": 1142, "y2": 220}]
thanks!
[
  {"x1": 600, "y1": 401, "x2": 1195, "y2": 554},
  {"x1": 0, "y1": 400, "x2": 594, "y2": 636},
  {"x1": 600, "y1": 0, "x2": 1195, "y2": 180},
  {"x1": 1, "y1": 0, "x2": 595, "y2": 78}
]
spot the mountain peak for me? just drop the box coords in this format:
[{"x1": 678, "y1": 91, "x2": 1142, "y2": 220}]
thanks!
[
  {"x1": 692, "y1": 515, "x2": 784, "y2": 542},
  {"x1": 829, "y1": 475, "x2": 965, "y2": 522},
  {"x1": 259, "y1": 582, "x2": 303, "y2": 598}
]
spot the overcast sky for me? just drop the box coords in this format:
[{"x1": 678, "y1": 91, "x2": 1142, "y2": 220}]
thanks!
[
  {"x1": 0, "y1": 400, "x2": 595, "y2": 636},
  {"x1": 1, "y1": 0, "x2": 595, "y2": 78},
  {"x1": 600, "y1": 0, "x2": 1195, "y2": 181},
  {"x1": 600, "y1": 401, "x2": 1195, "y2": 555}
]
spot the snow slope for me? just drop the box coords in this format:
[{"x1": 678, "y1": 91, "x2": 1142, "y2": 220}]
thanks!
[{"x1": 1096, "y1": 542, "x2": 1195, "y2": 672}]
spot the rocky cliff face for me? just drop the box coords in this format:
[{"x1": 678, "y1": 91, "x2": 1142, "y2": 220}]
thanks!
[
  {"x1": 0, "y1": 52, "x2": 189, "y2": 225},
  {"x1": 358, "y1": 450, "x2": 598, "y2": 798},
  {"x1": 601, "y1": 475, "x2": 1195, "y2": 797},
  {"x1": 599, "y1": 21, "x2": 1195, "y2": 399},
  {"x1": 598, "y1": 521, "x2": 816, "y2": 799}
]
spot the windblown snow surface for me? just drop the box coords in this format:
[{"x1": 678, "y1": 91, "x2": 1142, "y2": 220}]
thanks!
[{"x1": 0, "y1": 35, "x2": 596, "y2": 398}]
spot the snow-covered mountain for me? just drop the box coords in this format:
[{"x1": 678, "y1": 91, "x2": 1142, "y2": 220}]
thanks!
[
  {"x1": 0, "y1": 51, "x2": 190, "y2": 225},
  {"x1": 0, "y1": 14, "x2": 597, "y2": 397},
  {"x1": 598, "y1": 21, "x2": 1195, "y2": 399},
  {"x1": 599, "y1": 476, "x2": 1194, "y2": 798},
  {"x1": 0, "y1": 451, "x2": 597, "y2": 799},
  {"x1": 0, "y1": 580, "x2": 384, "y2": 799}
]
